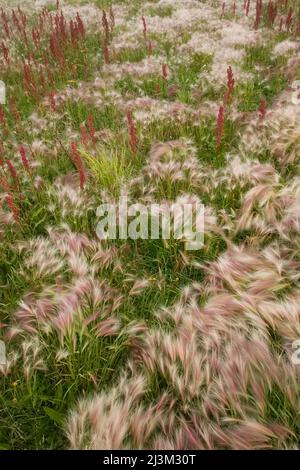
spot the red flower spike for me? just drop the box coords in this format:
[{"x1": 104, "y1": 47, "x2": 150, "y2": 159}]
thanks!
[
  {"x1": 81, "y1": 123, "x2": 89, "y2": 146},
  {"x1": 6, "y1": 159, "x2": 19, "y2": 187},
  {"x1": 162, "y1": 63, "x2": 168, "y2": 80},
  {"x1": 20, "y1": 146, "x2": 30, "y2": 173},
  {"x1": 5, "y1": 194, "x2": 19, "y2": 221},
  {"x1": 285, "y1": 8, "x2": 293, "y2": 31},
  {"x1": 126, "y1": 111, "x2": 137, "y2": 154},
  {"x1": 0, "y1": 104, "x2": 7, "y2": 130},
  {"x1": 1, "y1": 42, "x2": 10, "y2": 65},
  {"x1": 215, "y1": 106, "x2": 224, "y2": 148},
  {"x1": 102, "y1": 40, "x2": 110, "y2": 64},
  {"x1": 224, "y1": 66, "x2": 235, "y2": 104},
  {"x1": 254, "y1": 0, "x2": 263, "y2": 29},
  {"x1": 259, "y1": 97, "x2": 267, "y2": 120},
  {"x1": 246, "y1": 0, "x2": 250, "y2": 17},
  {"x1": 142, "y1": 16, "x2": 147, "y2": 39},
  {"x1": 76, "y1": 12, "x2": 85, "y2": 36},
  {"x1": 102, "y1": 10, "x2": 109, "y2": 41}
]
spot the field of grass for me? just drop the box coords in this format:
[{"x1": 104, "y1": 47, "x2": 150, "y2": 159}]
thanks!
[{"x1": 0, "y1": 0, "x2": 300, "y2": 450}]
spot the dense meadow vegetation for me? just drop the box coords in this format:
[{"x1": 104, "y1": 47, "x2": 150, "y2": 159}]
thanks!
[{"x1": 1, "y1": 0, "x2": 300, "y2": 449}]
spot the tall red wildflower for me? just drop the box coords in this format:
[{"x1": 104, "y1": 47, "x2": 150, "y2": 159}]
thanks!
[
  {"x1": 102, "y1": 10, "x2": 109, "y2": 41},
  {"x1": 32, "y1": 28, "x2": 41, "y2": 50},
  {"x1": 285, "y1": 8, "x2": 293, "y2": 31},
  {"x1": 224, "y1": 66, "x2": 235, "y2": 104},
  {"x1": 55, "y1": 12, "x2": 67, "y2": 41},
  {"x1": 142, "y1": 16, "x2": 147, "y2": 39},
  {"x1": 76, "y1": 12, "x2": 85, "y2": 36},
  {"x1": 70, "y1": 142, "x2": 85, "y2": 190},
  {"x1": 22, "y1": 60, "x2": 32, "y2": 84},
  {"x1": 49, "y1": 33, "x2": 65, "y2": 66},
  {"x1": 246, "y1": 0, "x2": 250, "y2": 16},
  {"x1": 22, "y1": 26, "x2": 29, "y2": 49},
  {"x1": 19, "y1": 8, "x2": 27, "y2": 30},
  {"x1": 267, "y1": 1, "x2": 277, "y2": 26},
  {"x1": 81, "y1": 123, "x2": 89, "y2": 146},
  {"x1": 0, "y1": 104, "x2": 6, "y2": 131},
  {"x1": 1, "y1": 10, "x2": 10, "y2": 38},
  {"x1": 5, "y1": 194, "x2": 19, "y2": 221},
  {"x1": 126, "y1": 111, "x2": 137, "y2": 154},
  {"x1": 162, "y1": 63, "x2": 168, "y2": 80},
  {"x1": 102, "y1": 40, "x2": 110, "y2": 64},
  {"x1": 259, "y1": 97, "x2": 267, "y2": 119},
  {"x1": 22, "y1": 60, "x2": 38, "y2": 99},
  {"x1": 227, "y1": 66, "x2": 235, "y2": 92},
  {"x1": 70, "y1": 19, "x2": 79, "y2": 43},
  {"x1": 254, "y1": 0, "x2": 262, "y2": 29},
  {"x1": 6, "y1": 159, "x2": 19, "y2": 187},
  {"x1": 215, "y1": 106, "x2": 224, "y2": 148},
  {"x1": 12, "y1": 10, "x2": 21, "y2": 33},
  {"x1": 1, "y1": 42, "x2": 10, "y2": 65},
  {"x1": 20, "y1": 146, "x2": 30, "y2": 172}
]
